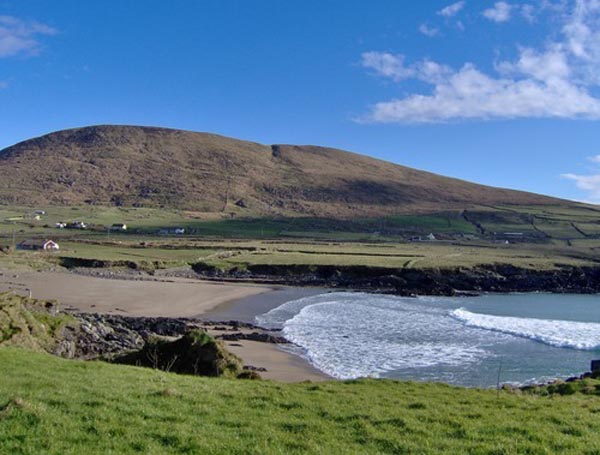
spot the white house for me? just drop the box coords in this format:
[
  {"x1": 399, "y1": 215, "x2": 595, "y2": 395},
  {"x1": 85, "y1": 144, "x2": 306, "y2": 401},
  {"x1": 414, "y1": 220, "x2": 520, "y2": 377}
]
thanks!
[
  {"x1": 110, "y1": 223, "x2": 127, "y2": 232},
  {"x1": 17, "y1": 239, "x2": 60, "y2": 251}
]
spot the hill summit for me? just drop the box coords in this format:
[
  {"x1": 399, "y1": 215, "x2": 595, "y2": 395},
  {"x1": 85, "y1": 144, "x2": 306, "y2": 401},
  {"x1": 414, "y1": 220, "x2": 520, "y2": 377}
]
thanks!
[{"x1": 0, "y1": 125, "x2": 565, "y2": 217}]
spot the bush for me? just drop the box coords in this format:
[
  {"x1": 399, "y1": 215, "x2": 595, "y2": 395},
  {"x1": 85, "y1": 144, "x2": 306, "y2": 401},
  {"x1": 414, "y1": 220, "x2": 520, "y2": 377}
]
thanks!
[
  {"x1": 113, "y1": 329, "x2": 243, "y2": 378},
  {"x1": 237, "y1": 371, "x2": 262, "y2": 380}
]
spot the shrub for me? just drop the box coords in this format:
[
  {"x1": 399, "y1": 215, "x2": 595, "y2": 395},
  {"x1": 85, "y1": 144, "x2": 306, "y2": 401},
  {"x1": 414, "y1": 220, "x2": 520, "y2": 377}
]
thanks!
[
  {"x1": 237, "y1": 371, "x2": 262, "y2": 380},
  {"x1": 113, "y1": 329, "x2": 243, "y2": 378}
]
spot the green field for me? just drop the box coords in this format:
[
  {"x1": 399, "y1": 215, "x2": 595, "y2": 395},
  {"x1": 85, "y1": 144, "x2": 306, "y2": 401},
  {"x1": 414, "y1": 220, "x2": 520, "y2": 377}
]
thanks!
[
  {"x1": 1, "y1": 347, "x2": 600, "y2": 454},
  {"x1": 2, "y1": 204, "x2": 598, "y2": 243},
  {"x1": 58, "y1": 242, "x2": 219, "y2": 266},
  {"x1": 1, "y1": 204, "x2": 600, "y2": 273}
]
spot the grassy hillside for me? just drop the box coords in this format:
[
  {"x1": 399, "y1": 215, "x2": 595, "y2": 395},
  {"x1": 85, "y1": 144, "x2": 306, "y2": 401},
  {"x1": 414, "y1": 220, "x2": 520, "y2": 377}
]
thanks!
[
  {"x1": 1, "y1": 347, "x2": 600, "y2": 454},
  {"x1": 0, "y1": 293, "x2": 76, "y2": 352},
  {"x1": 0, "y1": 125, "x2": 571, "y2": 217}
]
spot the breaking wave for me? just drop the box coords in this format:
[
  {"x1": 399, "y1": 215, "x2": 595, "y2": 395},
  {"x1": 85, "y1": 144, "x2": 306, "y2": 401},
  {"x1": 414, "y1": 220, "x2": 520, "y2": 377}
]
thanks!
[
  {"x1": 451, "y1": 308, "x2": 600, "y2": 351},
  {"x1": 257, "y1": 293, "x2": 490, "y2": 380}
]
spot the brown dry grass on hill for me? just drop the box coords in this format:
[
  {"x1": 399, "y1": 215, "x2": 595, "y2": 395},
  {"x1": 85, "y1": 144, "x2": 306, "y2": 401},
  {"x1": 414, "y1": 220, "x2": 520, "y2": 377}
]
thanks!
[{"x1": 0, "y1": 125, "x2": 567, "y2": 217}]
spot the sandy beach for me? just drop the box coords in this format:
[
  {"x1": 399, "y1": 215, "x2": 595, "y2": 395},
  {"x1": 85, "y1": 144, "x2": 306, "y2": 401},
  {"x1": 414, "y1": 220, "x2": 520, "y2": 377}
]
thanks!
[
  {"x1": 0, "y1": 269, "x2": 329, "y2": 382},
  {"x1": 0, "y1": 270, "x2": 271, "y2": 317}
]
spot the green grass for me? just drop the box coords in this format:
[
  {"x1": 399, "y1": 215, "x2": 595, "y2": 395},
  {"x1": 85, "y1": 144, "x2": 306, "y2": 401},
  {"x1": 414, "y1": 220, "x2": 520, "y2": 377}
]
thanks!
[
  {"x1": 384, "y1": 214, "x2": 477, "y2": 234},
  {"x1": 1, "y1": 348, "x2": 600, "y2": 454},
  {"x1": 2, "y1": 204, "x2": 600, "y2": 273},
  {"x1": 58, "y1": 242, "x2": 218, "y2": 266},
  {"x1": 202, "y1": 241, "x2": 598, "y2": 270},
  {"x1": 0, "y1": 293, "x2": 77, "y2": 351},
  {"x1": 2, "y1": 235, "x2": 600, "y2": 273}
]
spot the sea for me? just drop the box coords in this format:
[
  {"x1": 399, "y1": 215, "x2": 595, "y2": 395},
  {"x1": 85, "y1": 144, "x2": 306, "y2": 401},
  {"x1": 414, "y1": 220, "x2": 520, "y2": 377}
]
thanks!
[{"x1": 255, "y1": 292, "x2": 600, "y2": 387}]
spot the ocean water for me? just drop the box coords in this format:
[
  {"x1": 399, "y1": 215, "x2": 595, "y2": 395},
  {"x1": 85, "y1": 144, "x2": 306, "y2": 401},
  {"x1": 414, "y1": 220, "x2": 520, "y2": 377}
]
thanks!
[{"x1": 255, "y1": 292, "x2": 600, "y2": 387}]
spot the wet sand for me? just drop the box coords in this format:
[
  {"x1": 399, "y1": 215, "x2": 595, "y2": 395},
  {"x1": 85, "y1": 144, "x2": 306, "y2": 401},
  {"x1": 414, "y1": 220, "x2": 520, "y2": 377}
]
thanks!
[
  {"x1": 204, "y1": 286, "x2": 327, "y2": 323},
  {"x1": 226, "y1": 340, "x2": 326, "y2": 382},
  {"x1": 206, "y1": 286, "x2": 330, "y2": 381},
  {"x1": 0, "y1": 269, "x2": 330, "y2": 382}
]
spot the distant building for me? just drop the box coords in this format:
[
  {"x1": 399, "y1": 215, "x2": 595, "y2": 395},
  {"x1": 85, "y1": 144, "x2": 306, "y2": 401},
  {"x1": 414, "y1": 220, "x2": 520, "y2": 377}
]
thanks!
[
  {"x1": 17, "y1": 239, "x2": 60, "y2": 251},
  {"x1": 34, "y1": 210, "x2": 46, "y2": 216},
  {"x1": 110, "y1": 223, "x2": 127, "y2": 232},
  {"x1": 66, "y1": 221, "x2": 87, "y2": 230},
  {"x1": 55, "y1": 222, "x2": 67, "y2": 229},
  {"x1": 158, "y1": 227, "x2": 185, "y2": 235},
  {"x1": 409, "y1": 233, "x2": 438, "y2": 242}
]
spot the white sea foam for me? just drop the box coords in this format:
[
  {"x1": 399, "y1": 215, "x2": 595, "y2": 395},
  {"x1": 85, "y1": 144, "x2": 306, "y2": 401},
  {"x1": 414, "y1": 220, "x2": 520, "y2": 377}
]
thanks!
[
  {"x1": 451, "y1": 308, "x2": 600, "y2": 350},
  {"x1": 257, "y1": 292, "x2": 490, "y2": 379}
]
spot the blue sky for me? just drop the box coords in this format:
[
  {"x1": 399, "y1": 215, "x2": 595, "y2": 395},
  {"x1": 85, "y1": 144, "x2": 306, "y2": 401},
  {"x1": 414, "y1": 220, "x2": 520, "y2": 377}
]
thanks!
[{"x1": 2, "y1": 1, "x2": 600, "y2": 202}]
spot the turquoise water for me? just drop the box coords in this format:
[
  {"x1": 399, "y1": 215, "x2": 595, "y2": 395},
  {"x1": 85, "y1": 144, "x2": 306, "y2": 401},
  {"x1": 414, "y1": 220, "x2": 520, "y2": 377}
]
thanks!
[{"x1": 256, "y1": 292, "x2": 600, "y2": 387}]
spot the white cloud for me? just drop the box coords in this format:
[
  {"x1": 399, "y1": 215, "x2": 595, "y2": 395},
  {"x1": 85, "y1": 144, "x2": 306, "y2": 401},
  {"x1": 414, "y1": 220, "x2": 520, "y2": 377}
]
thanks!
[
  {"x1": 0, "y1": 15, "x2": 57, "y2": 58},
  {"x1": 361, "y1": 52, "x2": 452, "y2": 84},
  {"x1": 419, "y1": 23, "x2": 440, "y2": 37},
  {"x1": 438, "y1": 1, "x2": 466, "y2": 17},
  {"x1": 589, "y1": 154, "x2": 600, "y2": 163},
  {"x1": 363, "y1": 59, "x2": 600, "y2": 123},
  {"x1": 562, "y1": 150, "x2": 600, "y2": 202},
  {"x1": 561, "y1": 172, "x2": 600, "y2": 202},
  {"x1": 483, "y1": 2, "x2": 514, "y2": 22},
  {"x1": 361, "y1": 52, "x2": 415, "y2": 82},
  {"x1": 359, "y1": 0, "x2": 600, "y2": 123}
]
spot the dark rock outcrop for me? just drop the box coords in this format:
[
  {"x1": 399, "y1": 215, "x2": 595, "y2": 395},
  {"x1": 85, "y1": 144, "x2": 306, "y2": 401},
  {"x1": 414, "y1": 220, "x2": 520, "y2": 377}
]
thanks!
[
  {"x1": 216, "y1": 331, "x2": 289, "y2": 344},
  {"x1": 191, "y1": 262, "x2": 600, "y2": 295}
]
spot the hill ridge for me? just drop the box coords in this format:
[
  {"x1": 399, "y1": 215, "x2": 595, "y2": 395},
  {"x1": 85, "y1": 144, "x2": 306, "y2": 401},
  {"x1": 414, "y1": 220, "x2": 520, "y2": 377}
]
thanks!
[{"x1": 0, "y1": 124, "x2": 569, "y2": 217}]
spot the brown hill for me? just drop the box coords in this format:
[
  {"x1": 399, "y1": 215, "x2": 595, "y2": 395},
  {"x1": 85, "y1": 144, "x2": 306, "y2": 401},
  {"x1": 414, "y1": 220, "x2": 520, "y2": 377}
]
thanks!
[{"x1": 0, "y1": 125, "x2": 567, "y2": 217}]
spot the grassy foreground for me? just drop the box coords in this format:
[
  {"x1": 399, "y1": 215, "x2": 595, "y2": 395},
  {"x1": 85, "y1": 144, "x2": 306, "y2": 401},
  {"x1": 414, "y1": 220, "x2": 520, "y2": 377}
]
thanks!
[{"x1": 1, "y1": 348, "x2": 600, "y2": 454}]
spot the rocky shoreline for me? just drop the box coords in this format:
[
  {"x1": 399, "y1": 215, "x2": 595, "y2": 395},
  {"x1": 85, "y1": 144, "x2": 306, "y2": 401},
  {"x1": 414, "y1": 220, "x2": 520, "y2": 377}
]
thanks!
[
  {"x1": 64, "y1": 262, "x2": 600, "y2": 296},
  {"x1": 190, "y1": 262, "x2": 600, "y2": 296},
  {"x1": 59, "y1": 310, "x2": 288, "y2": 365}
]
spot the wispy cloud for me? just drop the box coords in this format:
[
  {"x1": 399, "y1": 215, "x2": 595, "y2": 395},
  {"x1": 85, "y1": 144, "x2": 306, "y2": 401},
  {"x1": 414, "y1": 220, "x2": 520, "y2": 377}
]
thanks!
[
  {"x1": 562, "y1": 154, "x2": 600, "y2": 202},
  {"x1": 359, "y1": 0, "x2": 600, "y2": 123},
  {"x1": 520, "y1": 4, "x2": 536, "y2": 22},
  {"x1": 589, "y1": 155, "x2": 600, "y2": 163},
  {"x1": 0, "y1": 15, "x2": 57, "y2": 58},
  {"x1": 483, "y1": 2, "x2": 514, "y2": 22},
  {"x1": 438, "y1": 1, "x2": 466, "y2": 17},
  {"x1": 419, "y1": 23, "x2": 440, "y2": 37}
]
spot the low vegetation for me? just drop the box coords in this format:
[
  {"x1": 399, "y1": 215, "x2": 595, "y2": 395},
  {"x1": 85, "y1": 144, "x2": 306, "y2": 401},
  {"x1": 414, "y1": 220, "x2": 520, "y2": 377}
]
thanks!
[
  {"x1": 0, "y1": 293, "x2": 76, "y2": 352},
  {"x1": 113, "y1": 329, "x2": 244, "y2": 378},
  {"x1": 1, "y1": 201, "x2": 600, "y2": 275},
  {"x1": 1, "y1": 347, "x2": 600, "y2": 454},
  {"x1": 521, "y1": 372, "x2": 600, "y2": 397}
]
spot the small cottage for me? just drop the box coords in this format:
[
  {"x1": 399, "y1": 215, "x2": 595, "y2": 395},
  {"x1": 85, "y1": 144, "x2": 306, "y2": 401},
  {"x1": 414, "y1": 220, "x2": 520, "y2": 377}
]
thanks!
[
  {"x1": 17, "y1": 239, "x2": 60, "y2": 251},
  {"x1": 110, "y1": 223, "x2": 127, "y2": 232}
]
